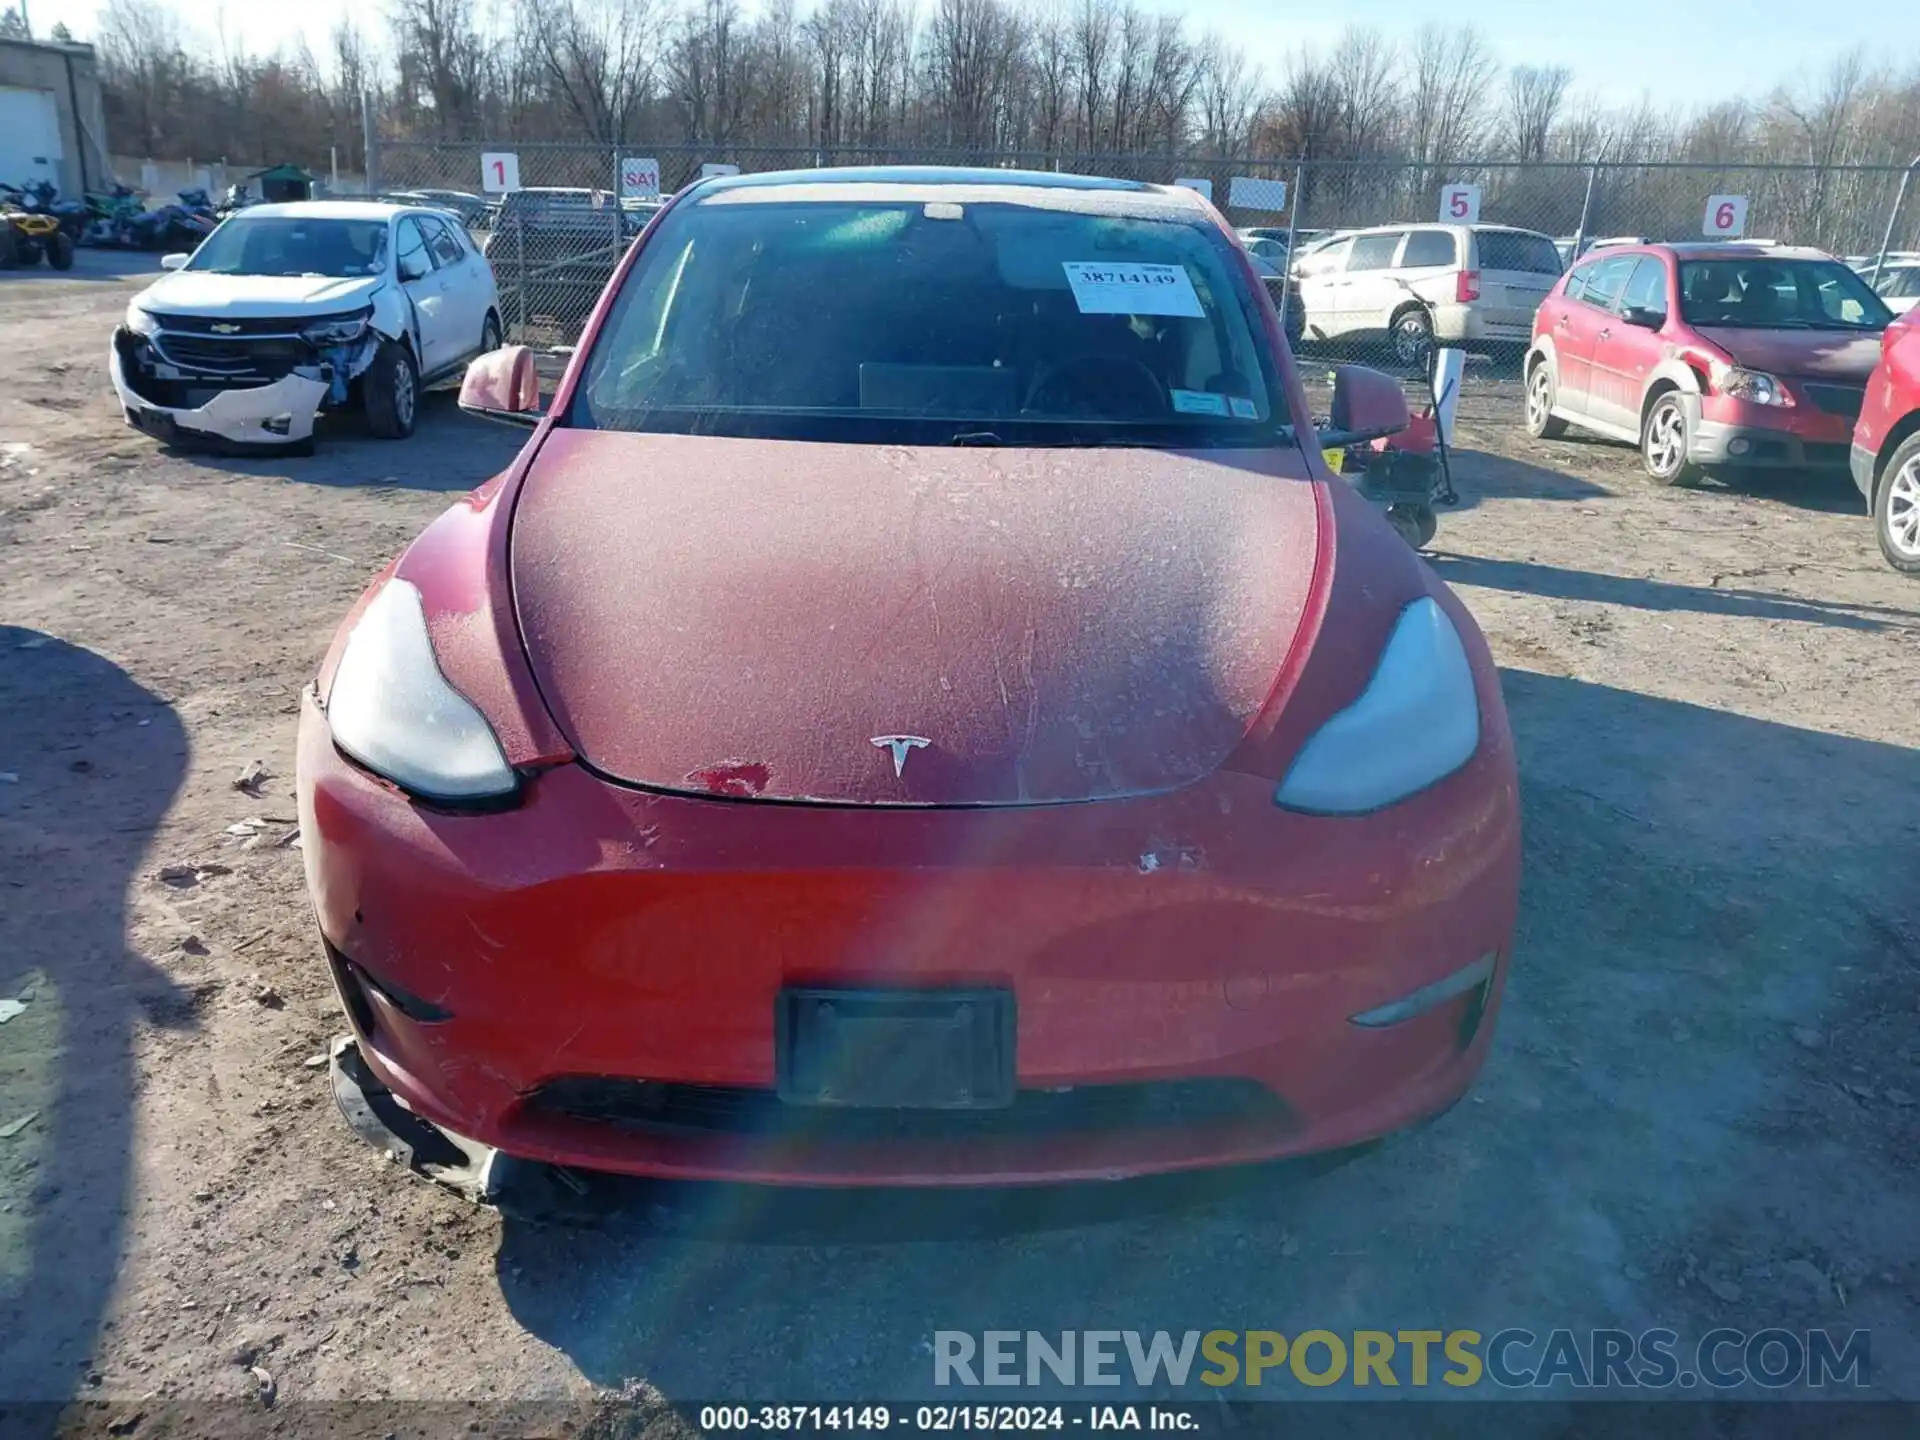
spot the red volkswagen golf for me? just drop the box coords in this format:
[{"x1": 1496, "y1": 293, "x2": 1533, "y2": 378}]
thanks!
[{"x1": 297, "y1": 168, "x2": 1521, "y2": 1187}]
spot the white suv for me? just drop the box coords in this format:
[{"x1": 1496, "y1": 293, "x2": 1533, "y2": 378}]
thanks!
[
  {"x1": 111, "y1": 201, "x2": 501, "y2": 451},
  {"x1": 1291, "y1": 222, "x2": 1565, "y2": 364}
]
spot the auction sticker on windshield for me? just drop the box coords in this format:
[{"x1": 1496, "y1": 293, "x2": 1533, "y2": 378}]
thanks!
[{"x1": 1063, "y1": 262, "x2": 1204, "y2": 318}]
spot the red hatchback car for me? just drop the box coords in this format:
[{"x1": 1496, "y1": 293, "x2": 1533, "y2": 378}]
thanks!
[
  {"x1": 296, "y1": 168, "x2": 1521, "y2": 1188},
  {"x1": 1525, "y1": 242, "x2": 1894, "y2": 485},
  {"x1": 1851, "y1": 310, "x2": 1920, "y2": 574}
]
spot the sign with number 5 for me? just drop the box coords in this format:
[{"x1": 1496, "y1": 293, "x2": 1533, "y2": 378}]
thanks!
[
  {"x1": 481, "y1": 152, "x2": 521, "y2": 194},
  {"x1": 1703, "y1": 194, "x2": 1749, "y2": 238},
  {"x1": 1439, "y1": 183, "x2": 1481, "y2": 224}
]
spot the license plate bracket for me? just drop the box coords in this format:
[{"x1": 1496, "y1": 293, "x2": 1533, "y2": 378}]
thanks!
[{"x1": 776, "y1": 988, "x2": 1015, "y2": 1110}]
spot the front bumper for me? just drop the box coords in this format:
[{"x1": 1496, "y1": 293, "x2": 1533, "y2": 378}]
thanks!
[
  {"x1": 1690, "y1": 421, "x2": 1852, "y2": 470},
  {"x1": 297, "y1": 690, "x2": 1521, "y2": 1187},
  {"x1": 1692, "y1": 397, "x2": 1853, "y2": 471},
  {"x1": 109, "y1": 329, "x2": 329, "y2": 447},
  {"x1": 1850, "y1": 442, "x2": 1878, "y2": 505}
]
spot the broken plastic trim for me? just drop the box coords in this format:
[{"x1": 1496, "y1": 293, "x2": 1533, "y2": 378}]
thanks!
[
  {"x1": 1348, "y1": 952, "x2": 1496, "y2": 1029},
  {"x1": 329, "y1": 1035, "x2": 495, "y2": 1203}
]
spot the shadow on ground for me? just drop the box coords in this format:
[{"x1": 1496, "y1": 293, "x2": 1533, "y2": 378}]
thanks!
[
  {"x1": 491, "y1": 671, "x2": 1920, "y2": 1404},
  {"x1": 1428, "y1": 551, "x2": 1919, "y2": 632},
  {"x1": 0, "y1": 630, "x2": 190, "y2": 1410},
  {"x1": 0, "y1": 251, "x2": 161, "y2": 285},
  {"x1": 167, "y1": 393, "x2": 527, "y2": 492}
]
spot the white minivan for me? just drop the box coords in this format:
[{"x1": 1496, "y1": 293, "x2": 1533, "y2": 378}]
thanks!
[{"x1": 1292, "y1": 222, "x2": 1565, "y2": 364}]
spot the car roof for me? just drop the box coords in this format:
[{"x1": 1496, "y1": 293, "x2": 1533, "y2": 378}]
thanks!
[
  {"x1": 687, "y1": 165, "x2": 1210, "y2": 218},
  {"x1": 1606, "y1": 242, "x2": 1838, "y2": 263},
  {"x1": 236, "y1": 200, "x2": 416, "y2": 222},
  {"x1": 1340, "y1": 221, "x2": 1552, "y2": 238}
]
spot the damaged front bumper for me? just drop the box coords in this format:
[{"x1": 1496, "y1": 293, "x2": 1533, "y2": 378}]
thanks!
[{"x1": 109, "y1": 326, "x2": 369, "y2": 449}]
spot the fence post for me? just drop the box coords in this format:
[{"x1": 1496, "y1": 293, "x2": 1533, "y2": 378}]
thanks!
[
  {"x1": 360, "y1": 90, "x2": 378, "y2": 195},
  {"x1": 1871, "y1": 154, "x2": 1920, "y2": 289},
  {"x1": 1569, "y1": 141, "x2": 1610, "y2": 260},
  {"x1": 1276, "y1": 161, "x2": 1305, "y2": 340}
]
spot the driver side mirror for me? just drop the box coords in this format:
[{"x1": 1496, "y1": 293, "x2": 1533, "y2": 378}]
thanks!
[
  {"x1": 1621, "y1": 306, "x2": 1664, "y2": 330},
  {"x1": 459, "y1": 345, "x2": 543, "y2": 427},
  {"x1": 1319, "y1": 364, "x2": 1411, "y2": 448},
  {"x1": 160, "y1": 252, "x2": 190, "y2": 271}
]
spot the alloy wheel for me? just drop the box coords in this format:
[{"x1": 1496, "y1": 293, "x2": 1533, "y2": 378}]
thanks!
[
  {"x1": 1887, "y1": 458, "x2": 1920, "y2": 560},
  {"x1": 1645, "y1": 404, "x2": 1684, "y2": 477},
  {"x1": 1527, "y1": 368, "x2": 1551, "y2": 428}
]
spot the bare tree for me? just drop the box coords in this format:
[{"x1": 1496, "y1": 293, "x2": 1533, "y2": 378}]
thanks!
[
  {"x1": 1072, "y1": 0, "x2": 1114, "y2": 150},
  {"x1": 1506, "y1": 64, "x2": 1569, "y2": 163},
  {"x1": 389, "y1": 0, "x2": 491, "y2": 137},
  {"x1": 1193, "y1": 31, "x2": 1261, "y2": 156},
  {"x1": 1403, "y1": 23, "x2": 1496, "y2": 167},
  {"x1": 1268, "y1": 47, "x2": 1342, "y2": 161},
  {"x1": 522, "y1": 0, "x2": 664, "y2": 144},
  {"x1": 1329, "y1": 26, "x2": 1396, "y2": 160},
  {"x1": 1028, "y1": 0, "x2": 1077, "y2": 154}
]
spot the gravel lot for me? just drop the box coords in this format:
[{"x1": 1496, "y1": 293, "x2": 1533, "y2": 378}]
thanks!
[{"x1": 2, "y1": 256, "x2": 1917, "y2": 1431}]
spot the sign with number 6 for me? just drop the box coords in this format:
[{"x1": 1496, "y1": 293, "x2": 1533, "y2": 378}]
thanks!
[
  {"x1": 481, "y1": 152, "x2": 520, "y2": 194},
  {"x1": 1703, "y1": 194, "x2": 1749, "y2": 238},
  {"x1": 1439, "y1": 183, "x2": 1481, "y2": 224}
]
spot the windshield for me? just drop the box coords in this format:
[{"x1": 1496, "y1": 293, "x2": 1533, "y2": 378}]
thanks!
[
  {"x1": 573, "y1": 194, "x2": 1290, "y2": 447},
  {"x1": 1678, "y1": 258, "x2": 1892, "y2": 330},
  {"x1": 187, "y1": 217, "x2": 389, "y2": 278}
]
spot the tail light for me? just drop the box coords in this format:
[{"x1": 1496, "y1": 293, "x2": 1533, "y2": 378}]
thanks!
[{"x1": 1456, "y1": 270, "x2": 1481, "y2": 303}]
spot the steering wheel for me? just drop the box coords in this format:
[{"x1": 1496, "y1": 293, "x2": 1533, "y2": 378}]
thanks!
[{"x1": 1022, "y1": 353, "x2": 1168, "y2": 418}]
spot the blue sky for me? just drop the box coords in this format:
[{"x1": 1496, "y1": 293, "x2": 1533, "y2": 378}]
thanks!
[{"x1": 26, "y1": 0, "x2": 1888, "y2": 108}]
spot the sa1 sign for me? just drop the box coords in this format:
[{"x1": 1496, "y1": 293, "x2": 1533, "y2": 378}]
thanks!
[
  {"x1": 621, "y1": 157, "x2": 661, "y2": 201},
  {"x1": 1704, "y1": 194, "x2": 1749, "y2": 238},
  {"x1": 481, "y1": 152, "x2": 521, "y2": 194},
  {"x1": 1439, "y1": 184, "x2": 1481, "y2": 223}
]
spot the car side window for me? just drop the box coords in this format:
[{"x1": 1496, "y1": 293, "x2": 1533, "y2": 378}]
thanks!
[
  {"x1": 1306, "y1": 238, "x2": 1352, "y2": 274},
  {"x1": 395, "y1": 218, "x2": 434, "y2": 281},
  {"x1": 1401, "y1": 230, "x2": 1458, "y2": 268},
  {"x1": 1347, "y1": 233, "x2": 1404, "y2": 271},
  {"x1": 1580, "y1": 255, "x2": 1636, "y2": 312},
  {"x1": 420, "y1": 215, "x2": 467, "y2": 268},
  {"x1": 1621, "y1": 257, "x2": 1669, "y2": 319}
]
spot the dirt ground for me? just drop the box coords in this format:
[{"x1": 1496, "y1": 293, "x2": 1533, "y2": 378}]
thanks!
[{"x1": 1, "y1": 254, "x2": 1917, "y2": 1434}]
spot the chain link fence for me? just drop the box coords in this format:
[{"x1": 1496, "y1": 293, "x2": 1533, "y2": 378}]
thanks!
[{"x1": 372, "y1": 138, "x2": 1917, "y2": 441}]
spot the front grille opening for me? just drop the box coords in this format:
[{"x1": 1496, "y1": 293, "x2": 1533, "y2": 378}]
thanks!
[{"x1": 522, "y1": 1075, "x2": 1290, "y2": 1142}]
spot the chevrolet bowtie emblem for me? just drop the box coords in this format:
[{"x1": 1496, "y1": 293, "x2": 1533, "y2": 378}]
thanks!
[
  {"x1": 871, "y1": 734, "x2": 931, "y2": 777},
  {"x1": 210, "y1": 323, "x2": 241, "y2": 334}
]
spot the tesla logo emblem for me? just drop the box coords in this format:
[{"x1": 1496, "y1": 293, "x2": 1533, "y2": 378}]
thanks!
[
  {"x1": 210, "y1": 323, "x2": 241, "y2": 334},
  {"x1": 871, "y1": 735, "x2": 931, "y2": 777}
]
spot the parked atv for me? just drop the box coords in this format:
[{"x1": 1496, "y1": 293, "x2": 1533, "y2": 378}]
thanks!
[
  {"x1": 3, "y1": 179, "x2": 90, "y2": 244},
  {"x1": 0, "y1": 206, "x2": 77, "y2": 270}
]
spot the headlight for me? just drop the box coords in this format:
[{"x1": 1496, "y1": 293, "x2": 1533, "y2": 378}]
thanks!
[
  {"x1": 301, "y1": 308, "x2": 373, "y2": 346},
  {"x1": 1275, "y1": 597, "x2": 1480, "y2": 815},
  {"x1": 124, "y1": 304, "x2": 159, "y2": 336},
  {"x1": 325, "y1": 579, "x2": 518, "y2": 803},
  {"x1": 1716, "y1": 366, "x2": 1792, "y2": 407}
]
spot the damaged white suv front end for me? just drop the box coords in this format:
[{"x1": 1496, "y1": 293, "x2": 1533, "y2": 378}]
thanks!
[{"x1": 110, "y1": 201, "x2": 500, "y2": 451}]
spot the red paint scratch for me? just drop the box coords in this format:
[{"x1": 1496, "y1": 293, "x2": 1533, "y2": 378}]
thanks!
[{"x1": 685, "y1": 759, "x2": 773, "y2": 797}]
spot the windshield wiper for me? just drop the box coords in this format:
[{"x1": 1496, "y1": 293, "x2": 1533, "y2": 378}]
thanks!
[{"x1": 949, "y1": 431, "x2": 1004, "y2": 446}]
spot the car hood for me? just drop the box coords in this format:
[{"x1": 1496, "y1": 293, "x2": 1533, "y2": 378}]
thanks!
[
  {"x1": 1693, "y1": 327, "x2": 1884, "y2": 380},
  {"x1": 133, "y1": 272, "x2": 383, "y2": 318},
  {"x1": 510, "y1": 431, "x2": 1322, "y2": 806}
]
